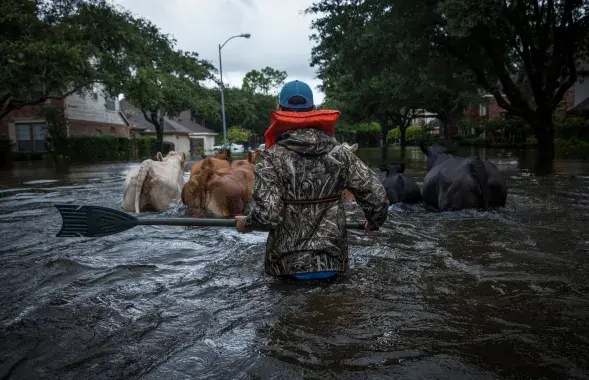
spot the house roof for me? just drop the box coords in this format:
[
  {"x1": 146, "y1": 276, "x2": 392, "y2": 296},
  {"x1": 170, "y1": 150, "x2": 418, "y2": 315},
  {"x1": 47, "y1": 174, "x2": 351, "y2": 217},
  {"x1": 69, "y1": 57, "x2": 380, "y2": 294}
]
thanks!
[
  {"x1": 119, "y1": 99, "x2": 218, "y2": 135},
  {"x1": 174, "y1": 110, "x2": 218, "y2": 134}
]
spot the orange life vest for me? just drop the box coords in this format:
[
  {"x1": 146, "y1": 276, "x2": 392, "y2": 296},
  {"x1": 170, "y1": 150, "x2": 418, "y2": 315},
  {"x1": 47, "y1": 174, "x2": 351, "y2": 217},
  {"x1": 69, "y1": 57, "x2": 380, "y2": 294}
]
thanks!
[{"x1": 264, "y1": 110, "x2": 341, "y2": 149}]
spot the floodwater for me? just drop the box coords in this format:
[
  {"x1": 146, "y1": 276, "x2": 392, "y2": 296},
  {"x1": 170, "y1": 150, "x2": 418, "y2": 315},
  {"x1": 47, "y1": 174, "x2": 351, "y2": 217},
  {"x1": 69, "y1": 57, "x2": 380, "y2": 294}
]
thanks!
[{"x1": 0, "y1": 146, "x2": 588, "y2": 380}]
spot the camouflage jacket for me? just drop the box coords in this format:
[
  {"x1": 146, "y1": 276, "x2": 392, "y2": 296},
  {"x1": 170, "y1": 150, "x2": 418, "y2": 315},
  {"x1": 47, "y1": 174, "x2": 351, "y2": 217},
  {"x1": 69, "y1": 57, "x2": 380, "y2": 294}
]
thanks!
[{"x1": 244, "y1": 128, "x2": 389, "y2": 277}]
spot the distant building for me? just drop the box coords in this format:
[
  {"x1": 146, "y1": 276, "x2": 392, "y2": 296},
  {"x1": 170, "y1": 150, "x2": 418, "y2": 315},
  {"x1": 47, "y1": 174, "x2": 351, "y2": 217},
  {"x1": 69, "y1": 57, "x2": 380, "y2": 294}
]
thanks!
[
  {"x1": 119, "y1": 100, "x2": 219, "y2": 156},
  {"x1": 0, "y1": 83, "x2": 129, "y2": 153},
  {"x1": 465, "y1": 61, "x2": 589, "y2": 122}
]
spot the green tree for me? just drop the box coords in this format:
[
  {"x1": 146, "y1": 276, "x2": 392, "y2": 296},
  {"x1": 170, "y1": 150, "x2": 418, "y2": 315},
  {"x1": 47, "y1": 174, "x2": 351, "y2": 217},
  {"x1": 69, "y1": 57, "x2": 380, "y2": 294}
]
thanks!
[
  {"x1": 381, "y1": 0, "x2": 589, "y2": 167},
  {"x1": 227, "y1": 126, "x2": 252, "y2": 145},
  {"x1": 0, "y1": 0, "x2": 150, "y2": 119},
  {"x1": 121, "y1": 38, "x2": 219, "y2": 152},
  {"x1": 306, "y1": 0, "x2": 479, "y2": 159},
  {"x1": 242, "y1": 67, "x2": 288, "y2": 95},
  {"x1": 195, "y1": 68, "x2": 288, "y2": 144}
]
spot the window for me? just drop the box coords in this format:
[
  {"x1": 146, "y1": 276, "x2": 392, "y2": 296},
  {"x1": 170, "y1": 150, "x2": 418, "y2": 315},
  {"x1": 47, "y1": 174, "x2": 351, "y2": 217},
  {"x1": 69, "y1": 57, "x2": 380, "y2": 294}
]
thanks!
[
  {"x1": 479, "y1": 104, "x2": 488, "y2": 116},
  {"x1": 15, "y1": 123, "x2": 47, "y2": 152},
  {"x1": 94, "y1": 129, "x2": 102, "y2": 136},
  {"x1": 109, "y1": 127, "x2": 115, "y2": 136},
  {"x1": 105, "y1": 97, "x2": 116, "y2": 111}
]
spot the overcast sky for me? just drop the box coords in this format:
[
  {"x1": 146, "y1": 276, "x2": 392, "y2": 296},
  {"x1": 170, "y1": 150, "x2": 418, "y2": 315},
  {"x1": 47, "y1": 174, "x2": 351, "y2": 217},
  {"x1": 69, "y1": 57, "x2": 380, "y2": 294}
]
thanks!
[{"x1": 113, "y1": 0, "x2": 325, "y2": 104}]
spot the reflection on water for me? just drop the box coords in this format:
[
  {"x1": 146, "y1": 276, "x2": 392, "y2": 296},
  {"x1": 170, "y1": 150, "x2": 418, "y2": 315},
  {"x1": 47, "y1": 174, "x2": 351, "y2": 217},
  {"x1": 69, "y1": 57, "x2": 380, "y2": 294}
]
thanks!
[{"x1": 1, "y1": 147, "x2": 589, "y2": 380}]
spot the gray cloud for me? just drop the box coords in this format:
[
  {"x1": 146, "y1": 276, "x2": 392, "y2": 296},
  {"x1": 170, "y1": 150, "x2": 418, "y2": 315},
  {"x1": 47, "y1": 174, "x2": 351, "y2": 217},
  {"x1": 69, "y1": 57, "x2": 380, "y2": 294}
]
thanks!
[{"x1": 114, "y1": 0, "x2": 325, "y2": 103}]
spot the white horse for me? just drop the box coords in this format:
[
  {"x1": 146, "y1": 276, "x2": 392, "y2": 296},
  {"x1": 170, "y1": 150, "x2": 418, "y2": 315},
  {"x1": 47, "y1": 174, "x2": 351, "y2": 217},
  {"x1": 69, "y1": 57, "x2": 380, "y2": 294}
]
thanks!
[{"x1": 122, "y1": 151, "x2": 187, "y2": 213}]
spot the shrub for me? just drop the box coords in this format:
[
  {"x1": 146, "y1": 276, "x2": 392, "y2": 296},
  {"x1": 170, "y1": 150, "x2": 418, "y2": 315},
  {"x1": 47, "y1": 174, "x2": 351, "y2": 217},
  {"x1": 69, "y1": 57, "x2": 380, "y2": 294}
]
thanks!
[
  {"x1": 387, "y1": 125, "x2": 423, "y2": 142},
  {"x1": 482, "y1": 117, "x2": 530, "y2": 144},
  {"x1": 406, "y1": 125, "x2": 423, "y2": 141},
  {"x1": 62, "y1": 136, "x2": 173, "y2": 162},
  {"x1": 0, "y1": 135, "x2": 14, "y2": 168},
  {"x1": 554, "y1": 138, "x2": 589, "y2": 150},
  {"x1": 68, "y1": 136, "x2": 127, "y2": 161},
  {"x1": 387, "y1": 127, "x2": 400, "y2": 141},
  {"x1": 335, "y1": 121, "x2": 381, "y2": 147},
  {"x1": 555, "y1": 138, "x2": 589, "y2": 158},
  {"x1": 149, "y1": 138, "x2": 174, "y2": 157},
  {"x1": 227, "y1": 126, "x2": 252, "y2": 145},
  {"x1": 135, "y1": 136, "x2": 156, "y2": 158},
  {"x1": 458, "y1": 120, "x2": 484, "y2": 138},
  {"x1": 554, "y1": 116, "x2": 587, "y2": 140}
]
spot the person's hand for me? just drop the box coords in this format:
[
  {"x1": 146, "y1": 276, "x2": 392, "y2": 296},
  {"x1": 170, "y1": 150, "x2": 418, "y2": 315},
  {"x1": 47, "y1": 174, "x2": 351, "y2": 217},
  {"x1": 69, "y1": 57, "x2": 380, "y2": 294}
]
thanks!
[
  {"x1": 235, "y1": 215, "x2": 252, "y2": 233},
  {"x1": 364, "y1": 220, "x2": 377, "y2": 232}
]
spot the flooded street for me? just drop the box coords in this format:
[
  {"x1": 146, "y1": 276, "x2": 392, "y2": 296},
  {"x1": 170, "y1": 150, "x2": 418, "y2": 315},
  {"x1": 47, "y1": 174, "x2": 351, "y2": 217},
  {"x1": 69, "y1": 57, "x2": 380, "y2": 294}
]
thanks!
[{"x1": 1, "y1": 147, "x2": 588, "y2": 379}]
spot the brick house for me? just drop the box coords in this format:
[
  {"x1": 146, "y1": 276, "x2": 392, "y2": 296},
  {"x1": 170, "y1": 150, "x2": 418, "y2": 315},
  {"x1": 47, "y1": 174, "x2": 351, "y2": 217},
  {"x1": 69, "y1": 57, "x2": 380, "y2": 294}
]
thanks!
[
  {"x1": 465, "y1": 63, "x2": 589, "y2": 122},
  {"x1": 0, "y1": 83, "x2": 129, "y2": 154}
]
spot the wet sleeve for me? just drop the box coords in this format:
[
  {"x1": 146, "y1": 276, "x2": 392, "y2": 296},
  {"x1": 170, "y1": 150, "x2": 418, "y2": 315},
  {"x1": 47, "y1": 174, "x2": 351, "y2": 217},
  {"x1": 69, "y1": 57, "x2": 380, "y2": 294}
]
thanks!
[
  {"x1": 244, "y1": 153, "x2": 284, "y2": 230},
  {"x1": 344, "y1": 150, "x2": 389, "y2": 227}
]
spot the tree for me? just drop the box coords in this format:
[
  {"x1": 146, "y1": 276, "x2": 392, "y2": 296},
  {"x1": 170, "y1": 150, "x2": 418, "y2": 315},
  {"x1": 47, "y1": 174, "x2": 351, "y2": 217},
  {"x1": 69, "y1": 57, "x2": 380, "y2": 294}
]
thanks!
[
  {"x1": 227, "y1": 126, "x2": 252, "y2": 144},
  {"x1": 121, "y1": 34, "x2": 219, "y2": 152},
  {"x1": 386, "y1": 0, "x2": 589, "y2": 167},
  {"x1": 242, "y1": 67, "x2": 288, "y2": 95},
  {"x1": 207, "y1": 68, "x2": 288, "y2": 143},
  {"x1": 306, "y1": 0, "x2": 472, "y2": 159},
  {"x1": 306, "y1": 0, "x2": 589, "y2": 168},
  {"x1": 0, "y1": 0, "x2": 151, "y2": 119}
]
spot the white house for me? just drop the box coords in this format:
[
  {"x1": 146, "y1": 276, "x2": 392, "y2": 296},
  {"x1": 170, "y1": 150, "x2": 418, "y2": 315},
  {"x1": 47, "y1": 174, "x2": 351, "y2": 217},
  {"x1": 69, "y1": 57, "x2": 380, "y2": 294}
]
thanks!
[
  {"x1": 411, "y1": 109, "x2": 437, "y2": 126},
  {"x1": 65, "y1": 83, "x2": 129, "y2": 137}
]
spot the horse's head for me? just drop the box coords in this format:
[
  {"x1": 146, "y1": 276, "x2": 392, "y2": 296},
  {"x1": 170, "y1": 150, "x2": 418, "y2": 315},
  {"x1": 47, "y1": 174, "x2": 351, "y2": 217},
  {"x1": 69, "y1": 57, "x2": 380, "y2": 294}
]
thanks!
[{"x1": 420, "y1": 141, "x2": 454, "y2": 170}]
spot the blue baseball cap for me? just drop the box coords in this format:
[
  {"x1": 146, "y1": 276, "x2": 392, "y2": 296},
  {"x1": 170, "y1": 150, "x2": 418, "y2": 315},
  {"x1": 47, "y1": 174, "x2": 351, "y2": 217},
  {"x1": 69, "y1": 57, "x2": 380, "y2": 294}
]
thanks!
[{"x1": 278, "y1": 80, "x2": 314, "y2": 110}]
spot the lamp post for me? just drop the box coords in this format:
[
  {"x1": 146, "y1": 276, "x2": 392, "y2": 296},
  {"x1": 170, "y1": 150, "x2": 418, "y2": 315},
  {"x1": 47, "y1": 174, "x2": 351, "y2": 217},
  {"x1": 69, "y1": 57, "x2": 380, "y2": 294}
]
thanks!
[{"x1": 219, "y1": 33, "x2": 251, "y2": 147}]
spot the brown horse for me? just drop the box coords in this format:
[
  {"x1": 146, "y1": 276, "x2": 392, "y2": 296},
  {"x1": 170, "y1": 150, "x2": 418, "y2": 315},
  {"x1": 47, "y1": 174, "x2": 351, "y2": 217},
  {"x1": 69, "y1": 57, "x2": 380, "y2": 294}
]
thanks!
[
  {"x1": 189, "y1": 149, "x2": 230, "y2": 177},
  {"x1": 181, "y1": 150, "x2": 261, "y2": 217}
]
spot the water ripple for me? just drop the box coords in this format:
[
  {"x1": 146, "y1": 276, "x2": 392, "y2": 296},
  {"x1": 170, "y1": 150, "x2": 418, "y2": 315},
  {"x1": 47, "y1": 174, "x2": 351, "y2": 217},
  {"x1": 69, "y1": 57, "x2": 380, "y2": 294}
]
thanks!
[{"x1": 1, "y1": 152, "x2": 589, "y2": 379}]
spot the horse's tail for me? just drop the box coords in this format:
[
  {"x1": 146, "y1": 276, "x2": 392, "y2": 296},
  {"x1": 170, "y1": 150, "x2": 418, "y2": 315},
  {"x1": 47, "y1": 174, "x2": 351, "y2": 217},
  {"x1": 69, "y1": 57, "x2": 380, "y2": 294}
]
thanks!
[
  {"x1": 134, "y1": 160, "x2": 153, "y2": 213},
  {"x1": 468, "y1": 157, "x2": 490, "y2": 210}
]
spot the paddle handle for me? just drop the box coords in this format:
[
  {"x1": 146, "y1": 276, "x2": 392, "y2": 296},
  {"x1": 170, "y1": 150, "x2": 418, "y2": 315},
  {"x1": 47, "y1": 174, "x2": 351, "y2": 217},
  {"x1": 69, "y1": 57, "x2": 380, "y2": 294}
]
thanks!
[{"x1": 136, "y1": 218, "x2": 367, "y2": 230}]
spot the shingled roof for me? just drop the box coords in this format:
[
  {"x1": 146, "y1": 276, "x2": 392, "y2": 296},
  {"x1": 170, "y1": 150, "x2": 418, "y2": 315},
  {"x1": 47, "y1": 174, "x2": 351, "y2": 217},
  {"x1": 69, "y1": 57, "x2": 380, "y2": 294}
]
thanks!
[{"x1": 119, "y1": 99, "x2": 218, "y2": 135}]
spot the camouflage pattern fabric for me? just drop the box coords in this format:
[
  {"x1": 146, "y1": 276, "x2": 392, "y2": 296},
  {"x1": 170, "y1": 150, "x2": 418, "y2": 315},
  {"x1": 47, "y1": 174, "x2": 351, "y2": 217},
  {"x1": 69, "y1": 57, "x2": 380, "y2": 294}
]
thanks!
[{"x1": 244, "y1": 128, "x2": 389, "y2": 277}]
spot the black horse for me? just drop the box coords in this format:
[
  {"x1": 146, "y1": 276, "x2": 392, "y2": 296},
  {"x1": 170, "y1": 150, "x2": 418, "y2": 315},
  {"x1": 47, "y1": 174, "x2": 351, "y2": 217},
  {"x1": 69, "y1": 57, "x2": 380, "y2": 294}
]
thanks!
[
  {"x1": 380, "y1": 162, "x2": 423, "y2": 204},
  {"x1": 419, "y1": 142, "x2": 507, "y2": 211}
]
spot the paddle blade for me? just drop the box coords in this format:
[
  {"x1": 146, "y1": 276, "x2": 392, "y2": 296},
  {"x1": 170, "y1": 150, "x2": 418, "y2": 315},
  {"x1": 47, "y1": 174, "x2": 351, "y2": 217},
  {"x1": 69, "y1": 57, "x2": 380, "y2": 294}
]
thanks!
[{"x1": 54, "y1": 204, "x2": 138, "y2": 237}]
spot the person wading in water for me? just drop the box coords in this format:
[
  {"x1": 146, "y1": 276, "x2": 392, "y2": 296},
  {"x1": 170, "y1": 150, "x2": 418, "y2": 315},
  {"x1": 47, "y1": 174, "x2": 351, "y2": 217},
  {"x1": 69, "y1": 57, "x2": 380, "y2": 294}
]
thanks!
[{"x1": 235, "y1": 80, "x2": 389, "y2": 281}]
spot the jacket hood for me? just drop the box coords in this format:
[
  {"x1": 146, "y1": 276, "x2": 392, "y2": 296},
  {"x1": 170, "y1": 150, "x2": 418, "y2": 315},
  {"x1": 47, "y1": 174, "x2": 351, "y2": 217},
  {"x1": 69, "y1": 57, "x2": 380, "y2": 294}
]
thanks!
[{"x1": 275, "y1": 128, "x2": 338, "y2": 156}]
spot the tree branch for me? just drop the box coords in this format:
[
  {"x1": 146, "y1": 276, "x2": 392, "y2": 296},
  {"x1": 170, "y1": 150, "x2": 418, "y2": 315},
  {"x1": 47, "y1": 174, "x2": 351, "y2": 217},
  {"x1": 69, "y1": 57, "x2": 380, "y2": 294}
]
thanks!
[
  {"x1": 511, "y1": 1, "x2": 545, "y2": 106},
  {"x1": 441, "y1": 39, "x2": 517, "y2": 114},
  {"x1": 141, "y1": 109, "x2": 154, "y2": 126},
  {"x1": 0, "y1": 86, "x2": 88, "y2": 120},
  {"x1": 478, "y1": 34, "x2": 535, "y2": 118}
]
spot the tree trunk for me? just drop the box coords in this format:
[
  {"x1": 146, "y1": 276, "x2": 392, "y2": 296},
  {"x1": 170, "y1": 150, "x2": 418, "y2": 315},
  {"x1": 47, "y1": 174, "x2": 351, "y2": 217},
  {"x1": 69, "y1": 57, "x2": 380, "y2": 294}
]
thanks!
[
  {"x1": 447, "y1": 112, "x2": 460, "y2": 140},
  {"x1": 435, "y1": 113, "x2": 449, "y2": 142},
  {"x1": 380, "y1": 116, "x2": 389, "y2": 163},
  {"x1": 399, "y1": 125, "x2": 407, "y2": 160},
  {"x1": 533, "y1": 121, "x2": 555, "y2": 175},
  {"x1": 442, "y1": 119, "x2": 450, "y2": 141}
]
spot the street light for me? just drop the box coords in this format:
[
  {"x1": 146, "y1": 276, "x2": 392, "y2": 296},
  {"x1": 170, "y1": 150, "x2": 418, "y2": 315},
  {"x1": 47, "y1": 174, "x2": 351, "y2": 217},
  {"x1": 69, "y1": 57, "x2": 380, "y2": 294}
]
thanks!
[{"x1": 218, "y1": 33, "x2": 251, "y2": 147}]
